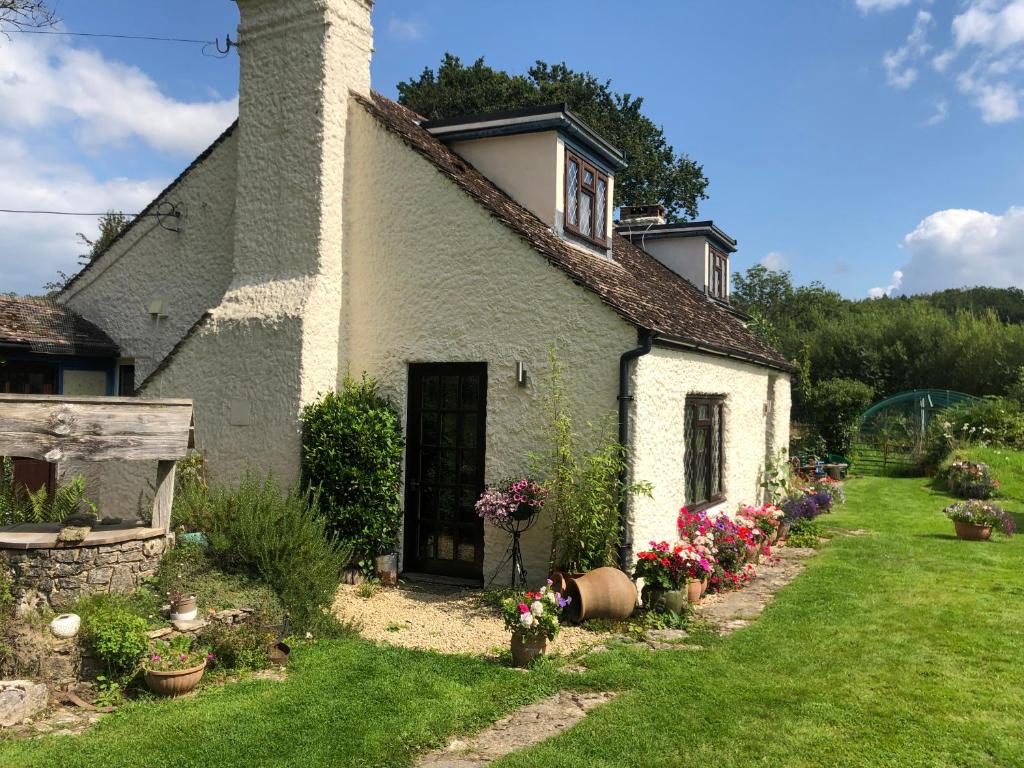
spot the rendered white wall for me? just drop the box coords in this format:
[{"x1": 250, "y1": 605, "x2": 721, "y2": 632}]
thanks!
[
  {"x1": 628, "y1": 346, "x2": 791, "y2": 559},
  {"x1": 344, "y1": 106, "x2": 637, "y2": 586},
  {"x1": 60, "y1": 132, "x2": 238, "y2": 383},
  {"x1": 639, "y1": 238, "x2": 708, "y2": 292},
  {"x1": 450, "y1": 132, "x2": 560, "y2": 228}
]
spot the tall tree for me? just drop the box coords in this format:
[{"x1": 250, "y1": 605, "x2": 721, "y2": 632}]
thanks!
[
  {"x1": 397, "y1": 54, "x2": 709, "y2": 221},
  {"x1": 0, "y1": 1, "x2": 55, "y2": 32}
]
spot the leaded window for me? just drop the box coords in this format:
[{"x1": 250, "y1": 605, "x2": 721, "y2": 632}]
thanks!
[
  {"x1": 710, "y1": 248, "x2": 728, "y2": 300},
  {"x1": 564, "y1": 149, "x2": 609, "y2": 246},
  {"x1": 685, "y1": 396, "x2": 725, "y2": 508}
]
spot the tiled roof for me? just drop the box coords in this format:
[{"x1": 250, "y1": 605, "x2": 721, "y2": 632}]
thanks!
[
  {"x1": 354, "y1": 92, "x2": 792, "y2": 372},
  {"x1": 0, "y1": 296, "x2": 119, "y2": 357}
]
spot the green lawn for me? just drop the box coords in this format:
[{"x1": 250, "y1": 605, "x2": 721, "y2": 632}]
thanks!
[{"x1": 3, "y1": 472, "x2": 1023, "y2": 767}]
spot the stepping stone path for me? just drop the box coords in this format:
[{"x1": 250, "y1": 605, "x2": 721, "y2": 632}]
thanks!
[
  {"x1": 694, "y1": 545, "x2": 816, "y2": 634},
  {"x1": 415, "y1": 691, "x2": 617, "y2": 768}
]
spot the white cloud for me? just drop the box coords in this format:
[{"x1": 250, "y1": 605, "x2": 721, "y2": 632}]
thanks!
[
  {"x1": 868, "y1": 270, "x2": 904, "y2": 298},
  {"x1": 761, "y1": 251, "x2": 787, "y2": 270},
  {"x1": 896, "y1": 206, "x2": 1024, "y2": 293},
  {"x1": 866, "y1": 1, "x2": 1024, "y2": 124},
  {"x1": 387, "y1": 17, "x2": 425, "y2": 41},
  {"x1": 0, "y1": 134, "x2": 166, "y2": 294},
  {"x1": 0, "y1": 34, "x2": 237, "y2": 156},
  {"x1": 856, "y1": 0, "x2": 917, "y2": 12},
  {"x1": 924, "y1": 97, "x2": 949, "y2": 124},
  {"x1": 883, "y1": 10, "x2": 933, "y2": 89}
]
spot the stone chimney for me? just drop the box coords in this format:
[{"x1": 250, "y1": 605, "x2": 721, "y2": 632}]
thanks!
[{"x1": 155, "y1": 0, "x2": 374, "y2": 484}]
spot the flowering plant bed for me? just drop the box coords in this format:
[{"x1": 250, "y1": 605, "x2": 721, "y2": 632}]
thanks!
[
  {"x1": 944, "y1": 499, "x2": 1014, "y2": 538},
  {"x1": 813, "y1": 476, "x2": 846, "y2": 506},
  {"x1": 633, "y1": 541, "x2": 687, "y2": 591},
  {"x1": 945, "y1": 460, "x2": 999, "y2": 500},
  {"x1": 143, "y1": 637, "x2": 213, "y2": 696}
]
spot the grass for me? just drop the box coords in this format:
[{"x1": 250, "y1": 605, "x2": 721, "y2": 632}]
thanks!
[
  {"x1": 494, "y1": 472, "x2": 1024, "y2": 767},
  {"x1": 3, "y1": 468, "x2": 1023, "y2": 766}
]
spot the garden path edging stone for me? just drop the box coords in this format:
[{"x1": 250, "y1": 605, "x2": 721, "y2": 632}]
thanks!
[{"x1": 414, "y1": 691, "x2": 617, "y2": 768}]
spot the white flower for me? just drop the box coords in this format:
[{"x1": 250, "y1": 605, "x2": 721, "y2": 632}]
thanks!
[
  {"x1": 519, "y1": 612, "x2": 535, "y2": 628},
  {"x1": 530, "y1": 600, "x2": 544, "y2": 617}
]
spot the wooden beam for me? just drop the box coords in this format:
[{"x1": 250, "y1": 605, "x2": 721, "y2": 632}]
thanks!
[
  {"x1": 0, "y1": 395, "x2": 193, "y2": 462},
  {"x1": 152, "y1": 460, "x2": 176, "y2": 533}
]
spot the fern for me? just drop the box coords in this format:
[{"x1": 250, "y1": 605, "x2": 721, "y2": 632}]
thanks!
[{"x1": 0, "y1": 458, "x2": 95, "y2": 524}]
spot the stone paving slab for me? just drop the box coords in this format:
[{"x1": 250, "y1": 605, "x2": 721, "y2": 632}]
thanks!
[{"x1": 415, "y1": 691, "x2": 617, "y2": 768}]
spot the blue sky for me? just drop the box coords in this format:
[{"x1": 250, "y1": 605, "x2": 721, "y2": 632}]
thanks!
[{"x1": 2, "y1": 0, "x2": 1022, "y2": 297}]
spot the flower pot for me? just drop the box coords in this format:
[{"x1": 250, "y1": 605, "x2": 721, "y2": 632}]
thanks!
[
  {"x1": 777, "y1": 521, "x2": 792, "y2": 541},
  {"x1": 549, "y1": 571, "x2": 583, "y2": 596},
  {"x1": 269, "y1": 640, "x2": 291, "y2": 665},
  {"x1": 685, "y1": 580, "x2": 702, "y2": 605},
  {"x1": 50, "y1": 613, "x2": 81, "y2": 639},
  {"x1": 375, "y1": 553, "x2": 399, "y2": 586},
  {"x1": 144, "y1": 660, "x2": 207, "y2": 696},
  {"x1": 744, "y1": 544, "x2": 761, "y2": 564},
  {"x1": 954, "y1": 520, "x2": 992, "y2": 541},
  {"x1": 510, "y1": 632, "x2": 547, "y2": 667},
  {"x1": 565, "y1": 567, "x2": 637, "y2": 623},
  {"x1": 700, "y1": 576, "x2": 709, "y2": 596},
  {"x1": 170, "y1": 596, "x2": 198, "y2": 622}
]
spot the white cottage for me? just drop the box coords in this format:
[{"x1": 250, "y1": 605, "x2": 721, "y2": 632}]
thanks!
[{"x1": 55, "y1": 0, "x2": 792, "y2": 584}]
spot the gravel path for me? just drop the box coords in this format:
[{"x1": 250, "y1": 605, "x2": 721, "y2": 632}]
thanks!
[{"x1": 333, "y1": 582, "x2": 608, "y2": 659}]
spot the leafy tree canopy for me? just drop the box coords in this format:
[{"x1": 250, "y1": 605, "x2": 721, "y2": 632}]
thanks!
[{"x1": 397, "y1": 54, "x2": 709, "y2": 221}]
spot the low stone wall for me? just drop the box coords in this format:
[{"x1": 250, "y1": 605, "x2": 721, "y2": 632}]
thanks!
[{"x1": 0, "y1": 533, "x2": 166, "y2": 612}]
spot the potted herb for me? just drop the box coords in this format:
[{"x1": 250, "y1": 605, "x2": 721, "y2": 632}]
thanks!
[
  {"x1": 143, "y1": 637, "x2": 212, "y2": 696},
  {"x1": 945, "y1": 499, "x2": 1015, "y2": 541},
  {"x1": 502, "y1": 581, "x2": 569, "y2": 667},
  {"x1": 633, "y1": 541, "x2": 689, "y2": 614}
]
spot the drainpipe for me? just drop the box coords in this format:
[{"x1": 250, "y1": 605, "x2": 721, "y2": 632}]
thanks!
[{"x1": 617, "y1": 329, "x2": 654, "y2": 571}]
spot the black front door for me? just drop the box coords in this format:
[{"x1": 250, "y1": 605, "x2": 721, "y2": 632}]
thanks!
[{"x1": 404, "y1": 363, "x2": 487, "y2": 579}]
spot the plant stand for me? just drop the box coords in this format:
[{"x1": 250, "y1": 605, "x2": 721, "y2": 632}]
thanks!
[{"x1": 497, "y1": 511, "x2": 538, "y2": 588}]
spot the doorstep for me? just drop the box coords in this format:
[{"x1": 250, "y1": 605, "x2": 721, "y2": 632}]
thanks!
[{"x1": 400, "y1": 572, "x2": 483, "y2": 589}]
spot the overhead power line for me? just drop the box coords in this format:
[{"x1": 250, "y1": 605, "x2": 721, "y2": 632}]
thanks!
[
  {"x1": 8, "y1": 29, "x2": 236, "y2": 57},
  {"x1": 10, "y1": 29, "x2": 214, "y2": 45},
  {"x1": 0, "y1": 201, "x2": 183, "y2": 232}
]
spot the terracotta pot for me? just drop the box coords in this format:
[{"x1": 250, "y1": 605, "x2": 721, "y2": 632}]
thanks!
[
  {"x1": 685, "y1": 580, "x2": 703, "y2": 605},
  {"x1": 954, "y1": 520, "x2": 992, "y2": 541},
  {"x1": 565, "y1": 567, "x2": 637, "y2": 623},
  {"x1": 744, "y1": 544, "x2": 761, "y2": 564},
  {"x1": 144, "y1": 660, "x2": 207, "y2": 696},
  {"x1": 700, "y1": 576, "x2": 709, "y2": 596},
  {"x1": 269, "y1": 641, "x2": 291, "y2": 665},
  {"x1": 777, "y1": 521, "x2": 792, "y2": 541},
  {"x1": 375, "y1": 553, "x2": 399, "y2": 586},
  {"x1": 549, "y1": 571, "x2": 583, "y2": 596},
  {"x1": 510, "y1": 632, "x2": 547, "y2": 667},
  {"x1": 170, "y1": 595, "x2": 198, "y2": 621}
]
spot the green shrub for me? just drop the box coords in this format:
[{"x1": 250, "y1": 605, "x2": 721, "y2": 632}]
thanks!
[
  {"x1": 786, "y1": 518, "x2": 822, "y2": 548},
  {"x1": 924, "y1": 396, "x2": 1024, "y2": 468},
  {"x1": 203, "y1": 473, "x2": 352, "y2": 634},
  {"x1": 805, "y1": 378, "x2": 874, "y2": 455},
  {"x1": 171, "y1": 451, "x2": 212, "y2": 532},
  {"x1": 79, "y1": 596, "x2": 149, "y2": 676},
  {"x1": 300, "y1": 375, "x2": 404, "y2": 563}
]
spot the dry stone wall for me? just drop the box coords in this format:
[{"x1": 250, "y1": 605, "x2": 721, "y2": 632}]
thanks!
[{"x1": 0, "y1": 535, "x2": 166, "y2": 612}]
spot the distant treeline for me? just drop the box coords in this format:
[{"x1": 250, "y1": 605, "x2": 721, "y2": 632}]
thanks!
[{"x1": 731, "y1": 266, "x2": 1024, "y2": 452}]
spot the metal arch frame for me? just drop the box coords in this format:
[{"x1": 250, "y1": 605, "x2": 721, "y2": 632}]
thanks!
[{"x1": 857, "y1": 389, "x2": 978, "y2": 426}]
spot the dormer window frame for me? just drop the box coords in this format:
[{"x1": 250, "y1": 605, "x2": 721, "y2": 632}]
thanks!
[
  {"x1": 564, "y1": 148, "x2": 610, "y2": 248},
  {"x1": 709, "y1": 246, "x2": 728, "y2": 301}
]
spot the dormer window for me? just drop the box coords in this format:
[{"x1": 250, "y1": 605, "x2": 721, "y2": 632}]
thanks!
[
  {"x1": 564, "y1": 149, "x2": 609, "y2": 246},
  {"x1": 710, "y1": 247, "x2": 728, "y2": 300}
]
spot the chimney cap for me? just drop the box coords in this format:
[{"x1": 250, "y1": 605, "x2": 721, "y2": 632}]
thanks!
[{"x1": 618, "y1": 204, "x2": 666, "y2": 225}]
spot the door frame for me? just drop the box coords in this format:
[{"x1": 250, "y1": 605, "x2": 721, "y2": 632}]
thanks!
[{"x1": 403, "y1": 362, "x2": 487, "y2": 580}]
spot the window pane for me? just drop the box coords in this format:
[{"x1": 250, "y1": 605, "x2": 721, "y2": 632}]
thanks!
[
  {"x1": 583, "y1": 168, "x2": 594, "y2": 186},
  {"x1": 566, "y1": 160, "x2": 579, "y2": 226},
  {"x1": 595, "y1": 179, "x2": 606, "y2": 238},
  {"x1": 710, "y1": 405, "x2": 721, "y2": 497},
  {"x1": 580, "y1": 192, "x2": 593, "y2": 236}
]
